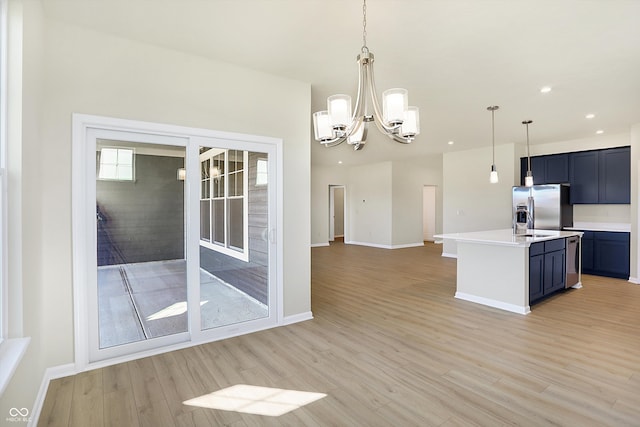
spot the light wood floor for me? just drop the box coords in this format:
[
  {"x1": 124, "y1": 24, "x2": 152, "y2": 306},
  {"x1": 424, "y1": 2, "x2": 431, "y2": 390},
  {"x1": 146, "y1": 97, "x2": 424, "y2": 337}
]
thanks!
[{"x1": 38, "y1": 242, "x2": 640, "y2": 426}]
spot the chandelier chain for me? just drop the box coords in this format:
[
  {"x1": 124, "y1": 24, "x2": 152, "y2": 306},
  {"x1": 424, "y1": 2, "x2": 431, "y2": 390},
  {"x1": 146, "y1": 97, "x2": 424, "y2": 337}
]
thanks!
[{"x1": 362, "y1": 0, "x2": 367, "y2": 48}]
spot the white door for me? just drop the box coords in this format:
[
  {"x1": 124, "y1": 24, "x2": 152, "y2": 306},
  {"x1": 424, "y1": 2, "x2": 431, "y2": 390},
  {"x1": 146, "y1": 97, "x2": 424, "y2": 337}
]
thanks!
[{"x1": 329, "y1": 185, "x2": 346, "y2": 242}]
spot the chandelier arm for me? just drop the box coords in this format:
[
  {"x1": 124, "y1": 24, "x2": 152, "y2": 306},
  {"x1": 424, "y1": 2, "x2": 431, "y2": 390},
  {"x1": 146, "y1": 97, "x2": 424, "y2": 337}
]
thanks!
[
  {"x1": 320, "y1": 137, "x2": 347, "y2": 147},
  {"x1": 370, "y1": 118, "x2": 413, "y2": 144},
  {"x1": 365, "y1": 60, "x2": 402, "y2": 133},
  {"x1": 346, "y1": 53, "x2": 368, "y2": 138},
  {"x1": 390, "y1": 134, "x2": 413, "y2": 144}
]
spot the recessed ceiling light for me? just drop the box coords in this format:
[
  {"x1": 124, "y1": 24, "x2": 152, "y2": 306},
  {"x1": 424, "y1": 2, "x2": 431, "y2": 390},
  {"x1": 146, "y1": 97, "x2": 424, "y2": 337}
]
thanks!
[
  {"x1": 596, "y1": 130, "x2": 604, "y2": 134},
  {"x1": 448, "y1": 141, "x2": 454, "y2": 145},
  {"x1": 585, "y1": 113, "x2": 595, "y2": 119},
  {"x1": 338, "y1": 160, "x2": 343, "y2": 164},
  {"x1": 540, "y1": 86, "x2": 552, "y2": 94}
]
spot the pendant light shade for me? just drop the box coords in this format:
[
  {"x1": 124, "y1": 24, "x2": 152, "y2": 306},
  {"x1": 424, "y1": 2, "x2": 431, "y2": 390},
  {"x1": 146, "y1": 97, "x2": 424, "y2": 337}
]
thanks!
[
  {"x1": 490, "y1": 165, "x2": 499, "y2": 184},
  {"x1": 487, "y1": 106, "x2": 499, "y2": 184}
]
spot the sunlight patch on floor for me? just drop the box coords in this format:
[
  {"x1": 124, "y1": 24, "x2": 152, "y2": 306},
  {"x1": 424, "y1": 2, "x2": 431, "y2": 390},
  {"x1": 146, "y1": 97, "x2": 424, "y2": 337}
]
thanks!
[
  {"x1": 183, "y1": 384, "x2": 327, "y2": 417},
  {"x1": 146, "y1": 300, "x2": 208, "y2": 321}
]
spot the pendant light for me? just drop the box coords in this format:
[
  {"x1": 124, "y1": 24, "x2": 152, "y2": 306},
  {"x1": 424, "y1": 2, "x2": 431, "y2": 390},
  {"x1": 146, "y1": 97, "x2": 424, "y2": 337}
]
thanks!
[
  {"x1": 523, "y1": 120, "x2": 534, "y2": 187},
  {"x1": 487, "y1": 106, "x2": 499, "y2": 183}
]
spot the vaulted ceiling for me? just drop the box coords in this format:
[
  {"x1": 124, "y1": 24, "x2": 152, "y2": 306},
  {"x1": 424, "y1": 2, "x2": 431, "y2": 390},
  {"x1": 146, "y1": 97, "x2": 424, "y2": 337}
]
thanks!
[{"x1": 42, "y1": 0, "x2": 640, "y2": 166}]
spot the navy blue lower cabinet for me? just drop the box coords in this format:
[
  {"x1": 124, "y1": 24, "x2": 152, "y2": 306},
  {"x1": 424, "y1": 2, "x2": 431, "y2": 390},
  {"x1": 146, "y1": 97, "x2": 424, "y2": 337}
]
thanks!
[
  {"x1": 580, "y1": 231, "x2": 629, "y2": 279},
  {"x1": 581, "y1": 231, "x2": 594, "y2": 273},
  {"x1": 529, "y1": 253, "x2": 545, "y2": 303},
  {"x1": 544, "y1": 250, "x2": 566, "y2": 294},
  {"x1": 529, "y1": 240, "x2": 566, "y2": 305},
  {"x1": 594, "y1": 232, "x2": 630, "y2": 279}
]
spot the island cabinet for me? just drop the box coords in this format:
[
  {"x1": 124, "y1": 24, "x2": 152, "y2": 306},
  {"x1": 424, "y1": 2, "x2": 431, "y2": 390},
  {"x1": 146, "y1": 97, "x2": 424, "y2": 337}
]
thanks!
[
  {"x1": 529, "y1": 239, "x2": 566, "y2": 304},
  {"x1": 581, "y1": 231, "x2": 630, "y2": 279},
  {"x1": 436, "y1": 229, "x2": 582, "y2": 314}
]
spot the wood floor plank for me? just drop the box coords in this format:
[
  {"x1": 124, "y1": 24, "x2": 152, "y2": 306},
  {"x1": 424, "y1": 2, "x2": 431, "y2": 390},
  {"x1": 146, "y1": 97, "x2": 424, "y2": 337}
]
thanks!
[
  {"x1": 37, "y1": 242, "x2": 640, "y2": 426},
  {"x1": 102, "y1": 362, "x2": 132, "y2": 394},
  {"x1": 127, "y1": 356, "x2": 166, "y2": 409},
  {"x1": 69, "y1": 370, "x2": 103, "y2": 427},
  {"x1": 104, "y1": 388, "x2": 140, "y2": 427},
  {"x1": 37, "y1": 376, "x2": 74, "y2": 427}
]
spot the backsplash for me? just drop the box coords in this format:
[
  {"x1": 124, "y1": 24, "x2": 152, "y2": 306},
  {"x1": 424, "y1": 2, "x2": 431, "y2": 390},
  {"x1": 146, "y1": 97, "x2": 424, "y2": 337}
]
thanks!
[{"x1": 573, "y1": 204, "x2": 631, "y2": 225}]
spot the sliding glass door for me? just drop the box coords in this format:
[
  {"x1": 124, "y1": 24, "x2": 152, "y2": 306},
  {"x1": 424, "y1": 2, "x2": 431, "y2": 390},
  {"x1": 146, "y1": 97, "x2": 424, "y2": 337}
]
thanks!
[
  {"x1": 197, "y1": 146, "x2": 270, "y2": 331},
  {"x1": 73, "y1": 116, "x2": 280, "y2": 364},
  {"x1": 96, "y1": 139, "x2": 188, "y2": 350}
]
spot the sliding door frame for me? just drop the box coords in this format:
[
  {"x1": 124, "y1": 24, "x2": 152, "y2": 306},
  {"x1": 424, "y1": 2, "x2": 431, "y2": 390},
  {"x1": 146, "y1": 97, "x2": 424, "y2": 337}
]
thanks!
[{"x1": 72, "y1": 114, "x2": 283, "y2": 371}]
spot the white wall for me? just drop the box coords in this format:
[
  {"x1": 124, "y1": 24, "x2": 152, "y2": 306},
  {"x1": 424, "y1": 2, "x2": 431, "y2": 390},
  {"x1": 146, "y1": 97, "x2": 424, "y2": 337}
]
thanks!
[
  {"x1": 632, "y1": 124, "x2": 640, "y2": 282},
  {"x1": 310, "y1": 154, "x2": 444, "y2": 248},
  {"x1": 348, "y1": 161, "x2": 393, "y2": 246},
  {"x1": 442, "y1": 144, "x2": 516, "y2": 255},
  {"x1": 392, "y1": 156, "x2": 443, "y2": 246},
  {"x1": 310, "y1": 164, "x2": 349, "y2": 246},
  {"x1": 2, "y1": 6, "x2": 311, "y2": 417}
]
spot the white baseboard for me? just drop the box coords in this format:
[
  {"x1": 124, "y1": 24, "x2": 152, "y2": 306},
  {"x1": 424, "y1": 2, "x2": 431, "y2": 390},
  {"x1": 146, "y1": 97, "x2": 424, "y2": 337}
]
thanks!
[
  {"x1": 628, "y1": 277, "x2": 639, "y2": 284},
  {"x1": 345, "y1": 241, "x2": 424, "y2": 249},
  {"x1": 282, "y1": 311, "x2": 313, "y2": 325},
  {"x1": 441, "y1": 252, "x2": 457, "y2": 259},
  {"x1": 30, "y1": 363, "x2": 76, "y2": 426},
  {"x1": 455, "y1": 292, "x2": 530, "y2": 315},
  {"x1": 310, "y1": 243, "x2": 330, "y2": 248}
]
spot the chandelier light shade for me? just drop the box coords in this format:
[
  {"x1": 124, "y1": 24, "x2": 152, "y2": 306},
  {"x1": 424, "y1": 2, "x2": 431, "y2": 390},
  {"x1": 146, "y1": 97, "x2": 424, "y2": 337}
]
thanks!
[
  {"x1": 401, "y1": 106, "x2": 420, "y2": 138},
  {"x1": 523, "y1": 120, "x2": 534, "y2": 187},
  {"x1": 312, "y1": 111, "x2": 332, "y2": 141},
  {"x1": 312, "y1": 0, "x2": 420, "y2": 151},
  {"x1": 487, "y1": 105, "x2": 499, "y2": 184}
]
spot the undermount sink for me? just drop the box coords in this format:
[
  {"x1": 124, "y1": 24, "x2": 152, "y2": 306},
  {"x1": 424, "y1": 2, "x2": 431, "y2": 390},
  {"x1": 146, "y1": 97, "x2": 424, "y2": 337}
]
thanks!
[{"x1": 519, "y1": 233, "x2": 548, "y2": 238}]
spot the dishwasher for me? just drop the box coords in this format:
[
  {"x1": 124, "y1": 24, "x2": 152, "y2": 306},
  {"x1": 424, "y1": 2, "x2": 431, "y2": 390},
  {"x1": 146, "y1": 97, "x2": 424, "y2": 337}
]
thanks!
[{"x1": 565, "y1": 236, "x2": 581, "y2": 288}]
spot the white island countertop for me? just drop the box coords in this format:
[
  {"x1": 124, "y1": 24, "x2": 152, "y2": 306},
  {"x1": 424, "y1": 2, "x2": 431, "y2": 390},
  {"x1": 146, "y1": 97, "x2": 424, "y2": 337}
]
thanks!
[{"x1": 435, "y1": 228, "x2": 583, "y2": 247}]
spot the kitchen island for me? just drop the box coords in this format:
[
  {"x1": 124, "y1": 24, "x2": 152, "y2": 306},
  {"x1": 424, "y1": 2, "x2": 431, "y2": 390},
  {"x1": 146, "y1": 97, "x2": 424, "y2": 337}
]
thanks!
[{"x1": 435, "y1": 229, "x2": 583, "y2": 314}]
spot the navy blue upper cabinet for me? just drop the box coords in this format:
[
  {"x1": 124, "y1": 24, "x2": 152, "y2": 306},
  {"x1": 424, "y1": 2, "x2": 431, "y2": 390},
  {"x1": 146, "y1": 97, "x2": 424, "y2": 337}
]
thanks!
[
  {"x1": 599, "y1": 147, "x2": 631, "y2": 203},
  {"x1": 520, "y1": 153, "x2": 568, "y2": 186},
  {"x1": 569, "y1": 151, "x2": 599, "y2": 204},
  {"x1": 545, "y1": 153, "x2": 569, "y2": 184},
  {"x1": 523, "y1": 147, "x2": 629, "y2": 204}
]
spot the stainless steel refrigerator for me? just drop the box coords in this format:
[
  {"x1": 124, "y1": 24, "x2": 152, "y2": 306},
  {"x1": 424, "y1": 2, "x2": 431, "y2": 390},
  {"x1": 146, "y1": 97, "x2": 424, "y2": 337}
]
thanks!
[{"x1": 512, "y1": 184, "x2": 573, "y2": 230}]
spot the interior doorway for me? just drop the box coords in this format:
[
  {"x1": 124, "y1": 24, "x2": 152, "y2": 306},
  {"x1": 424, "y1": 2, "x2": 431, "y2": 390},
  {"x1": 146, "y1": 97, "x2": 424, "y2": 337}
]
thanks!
[
  {"x1": 423, "y1": 185, "x2": 437, "y2": 242},
  {"x1": 329, "y1": 185, "x2": 346, "y2": 242}
]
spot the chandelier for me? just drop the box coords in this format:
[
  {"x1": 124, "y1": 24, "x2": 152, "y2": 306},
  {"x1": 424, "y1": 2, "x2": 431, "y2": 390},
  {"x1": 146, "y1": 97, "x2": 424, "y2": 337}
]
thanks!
[{"x1": 312, "y1": 0, "x2": 420, "y2": 151}]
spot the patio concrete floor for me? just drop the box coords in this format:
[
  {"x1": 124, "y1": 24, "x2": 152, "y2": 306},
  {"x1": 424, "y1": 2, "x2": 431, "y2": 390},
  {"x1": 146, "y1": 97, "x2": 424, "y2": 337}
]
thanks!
[{"x1": 97, "y1": 259, "x2": 268, "y2": 349}]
